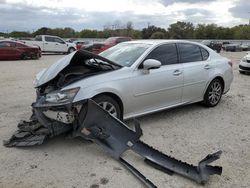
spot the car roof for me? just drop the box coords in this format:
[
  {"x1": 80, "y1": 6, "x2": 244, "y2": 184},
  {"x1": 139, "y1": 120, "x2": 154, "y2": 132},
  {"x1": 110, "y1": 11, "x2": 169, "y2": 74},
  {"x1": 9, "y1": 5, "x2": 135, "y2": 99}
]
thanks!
[{"x1": 123, "y1": 39, "x2": 200, "y2": 45}]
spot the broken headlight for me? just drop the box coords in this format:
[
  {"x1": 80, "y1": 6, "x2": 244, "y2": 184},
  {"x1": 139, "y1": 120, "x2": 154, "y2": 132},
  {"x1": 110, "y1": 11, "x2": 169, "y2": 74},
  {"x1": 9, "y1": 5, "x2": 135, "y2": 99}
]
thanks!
[{"x1": 45, "y1": 87, "x2": 80, "y2": 104}]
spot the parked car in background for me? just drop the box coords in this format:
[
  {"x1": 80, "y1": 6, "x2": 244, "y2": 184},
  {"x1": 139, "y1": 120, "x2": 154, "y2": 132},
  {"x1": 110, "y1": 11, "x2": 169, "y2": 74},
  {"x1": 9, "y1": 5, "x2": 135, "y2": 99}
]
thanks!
[
  {"x1": 81, "y1": 36, "x2": 132, "y2": 54},
  {"x1": 0, "y1": 40, "x2": 41, "y2": 60},
  {"x1": 239, "y1": 53, "x2": 250, "y2": 74},
  {"x1": 239, "y1": 43, "x2": 250, "y2": 51},
  {"x1": 224, "y1": 43, "x2": 242, "y2": 52},
  {"x1": 100, "y1": 37, "x2": 132, "y2": 51},
  {"x1": 22, "y1": 35, "x2": 76, "y2": 54},
  {"x1": 74, "y1": 41, "x2": 91, "y2": 50},
  {"x1": 201, "y1": 40, "x2": 222, "y2": 53},
  {"x1": 33, "y1": 40, "x2": 233, "y2": 121},
  {"x1": 81, "y1": 42, "x2": 105, "y2": 54}
]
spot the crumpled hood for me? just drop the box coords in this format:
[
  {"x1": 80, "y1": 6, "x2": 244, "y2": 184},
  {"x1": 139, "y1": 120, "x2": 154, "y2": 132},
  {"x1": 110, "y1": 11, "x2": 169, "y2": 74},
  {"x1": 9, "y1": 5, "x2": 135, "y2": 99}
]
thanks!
[{"x1": 35, "y1": 50, "x2": 121, "y2": 87}]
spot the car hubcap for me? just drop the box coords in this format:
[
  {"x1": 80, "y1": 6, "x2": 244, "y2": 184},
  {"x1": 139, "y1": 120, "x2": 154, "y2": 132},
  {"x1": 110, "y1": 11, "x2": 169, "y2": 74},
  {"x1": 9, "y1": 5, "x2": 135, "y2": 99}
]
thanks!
[
  {"x1": 208, "y1": 81, "x2": 222, "y2": 105},
  {"x1": 98, "y1": 101, "x2": 117, "y2": 117}
]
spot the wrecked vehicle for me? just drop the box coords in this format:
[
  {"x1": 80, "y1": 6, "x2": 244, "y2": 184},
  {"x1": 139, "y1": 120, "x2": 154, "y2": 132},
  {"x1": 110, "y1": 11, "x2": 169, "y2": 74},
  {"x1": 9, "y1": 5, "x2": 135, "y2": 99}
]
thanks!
[
  {"x1": 4, "y1": 43, "x2": 225, "y2": 186},
  {"x1": 29, "y1": 40, "x2": 232, "y2": 123}
]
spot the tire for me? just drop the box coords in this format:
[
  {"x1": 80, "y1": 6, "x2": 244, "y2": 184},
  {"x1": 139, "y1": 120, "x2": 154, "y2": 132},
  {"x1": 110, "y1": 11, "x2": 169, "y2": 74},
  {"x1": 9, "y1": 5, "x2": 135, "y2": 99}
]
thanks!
[
  {"x1": 93, "y1": 95, "x2": 122, "y2": 120},
  {"x1": 20, "y1": 53, "x2": 28, "y2": 60},
  {"x1": 68, "y1": 47, "x2": 75, "y2": 54},
  {"x1": 203, "y1": 79, "x2": 223, "y2": 107}
]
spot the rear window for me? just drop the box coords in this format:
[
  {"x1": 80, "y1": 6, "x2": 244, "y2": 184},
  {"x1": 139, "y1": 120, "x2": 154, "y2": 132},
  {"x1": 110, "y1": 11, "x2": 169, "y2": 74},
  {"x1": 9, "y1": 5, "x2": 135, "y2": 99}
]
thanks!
[
  {"x1": 178, "y1": 43, "x2": 202, "y2": 63},
  {"x1": 0, "y1": 42, "x2": 15, "y2": 48},
  {"x1": 35, "y1": 36, "x2": 42, "y2": 41},
  {"x1": 200, "y1": 47, "x2": 209, "y2": 60}
]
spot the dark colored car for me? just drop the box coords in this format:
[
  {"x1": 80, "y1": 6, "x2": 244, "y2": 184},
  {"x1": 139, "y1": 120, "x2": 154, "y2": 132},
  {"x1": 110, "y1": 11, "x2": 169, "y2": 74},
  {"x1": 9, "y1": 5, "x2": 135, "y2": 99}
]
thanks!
[
  {"x1": 0, "y1": 40, "x2": 41, "y2": 60},
  {"x1": 100, "y1": 37, "x2": 132, "y2": 52},
  {"x1": 81, "y1": 37, "x2": 132, "y2": 54},
  {"x1": 201, "y1": 40, "x2": 222, "y2": 53},
  {"x1": 81, "y1": 42, "x2": 105, "y2": 54},
  {"x1": 224, "y1": 43, "x2": 242, "y2": 52}
]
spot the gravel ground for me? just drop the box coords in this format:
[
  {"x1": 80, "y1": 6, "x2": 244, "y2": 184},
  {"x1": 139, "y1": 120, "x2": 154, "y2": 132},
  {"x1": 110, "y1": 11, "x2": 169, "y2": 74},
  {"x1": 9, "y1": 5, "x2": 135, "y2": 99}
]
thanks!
[{"x1": 0, "y1": 51, "x2": 249, "y2": 188}]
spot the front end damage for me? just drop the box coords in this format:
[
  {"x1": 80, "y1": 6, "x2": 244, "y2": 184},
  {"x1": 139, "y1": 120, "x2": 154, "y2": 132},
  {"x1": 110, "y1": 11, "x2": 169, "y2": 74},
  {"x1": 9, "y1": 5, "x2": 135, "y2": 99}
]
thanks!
[
  {"x1": 4, "y1": 50, "x2": 222, "y2": 187},
  {"x1": 4, "y1": 99, "x2": 222, "y2": 187}
]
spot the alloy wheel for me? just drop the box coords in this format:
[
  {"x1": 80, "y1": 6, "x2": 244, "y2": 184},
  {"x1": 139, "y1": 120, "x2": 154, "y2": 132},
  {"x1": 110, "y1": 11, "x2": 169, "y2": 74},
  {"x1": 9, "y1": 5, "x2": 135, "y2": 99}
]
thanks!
[
  {"x1": 98, "y1": 101, "x2": 118, "y2": 117},
  {"x1": 208, "y1": 81, "x2": 222, "y2": 105}
]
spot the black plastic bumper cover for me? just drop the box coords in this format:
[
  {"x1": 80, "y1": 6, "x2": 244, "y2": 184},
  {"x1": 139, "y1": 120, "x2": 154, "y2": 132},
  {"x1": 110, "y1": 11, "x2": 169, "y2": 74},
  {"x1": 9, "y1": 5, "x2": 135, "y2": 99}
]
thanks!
[{"x1": 4, "y1": 99, "x2": 222, "y2": 187}]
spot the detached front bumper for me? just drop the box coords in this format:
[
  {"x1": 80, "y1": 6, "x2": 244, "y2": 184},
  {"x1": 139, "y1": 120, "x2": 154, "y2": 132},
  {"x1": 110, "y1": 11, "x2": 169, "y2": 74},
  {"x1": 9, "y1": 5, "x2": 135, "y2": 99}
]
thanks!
[
  {"x1": 3, "y1": 97, "x2": 85, "y2": 147},
  {"x1": 4, "y1": 99, "x2": 223, "y2": 187}
]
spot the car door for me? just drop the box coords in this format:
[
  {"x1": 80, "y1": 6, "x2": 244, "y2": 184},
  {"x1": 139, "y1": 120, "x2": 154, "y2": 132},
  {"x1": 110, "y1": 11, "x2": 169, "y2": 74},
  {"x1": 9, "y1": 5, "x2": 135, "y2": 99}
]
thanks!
[
  {"x1": 177, "y1": 43, "x2": 210, "y2": 103},
  {"x1": 44, "y1": 36, "x2": 56, "y2": 52},
  {"x1": 130, "y1": 43, "x2": 183, "y2": 115},
  {"x1": 54, "y1": 37, "x2": 68, "y2": 52}
]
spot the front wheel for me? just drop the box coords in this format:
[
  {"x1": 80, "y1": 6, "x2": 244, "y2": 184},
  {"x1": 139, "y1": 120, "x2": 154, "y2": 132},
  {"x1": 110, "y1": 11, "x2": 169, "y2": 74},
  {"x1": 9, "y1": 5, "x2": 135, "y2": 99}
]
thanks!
[
  {"x1": 203, "y1": 79, "x2": 223, "y2": 107},
  {"x1": 93, "y1": 95, "x2": 122, "y2": 120},
  {"x1": 68, "y1": 47, "x2": 75, "y2": 54}
]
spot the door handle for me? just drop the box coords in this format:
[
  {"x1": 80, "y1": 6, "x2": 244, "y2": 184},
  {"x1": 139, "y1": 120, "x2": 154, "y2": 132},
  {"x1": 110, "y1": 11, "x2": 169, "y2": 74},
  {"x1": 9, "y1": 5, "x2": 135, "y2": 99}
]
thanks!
[
  {"x1": 55, "y1": 43, "x2": 58, "y2": 45},
  {"x1": 173, "y1": 69, "x2": 182, "y2": 76},
  {"x1": 45, "y1": 43, "x2": 48, "y2": 45},
  {"x1": 204, "y1": 64, "x2": 211, "y2": 70}
]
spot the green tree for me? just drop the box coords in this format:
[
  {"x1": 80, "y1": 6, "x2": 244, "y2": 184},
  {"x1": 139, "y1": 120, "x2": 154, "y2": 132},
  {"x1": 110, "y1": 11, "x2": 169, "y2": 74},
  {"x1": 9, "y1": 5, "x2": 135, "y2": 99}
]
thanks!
[
  {"x1": 168, "y1": 21, "x2": 195, "y2": 39},
  {"x1": 142, "y1": 25, "x2": 166, "y2": 39},
  {"x1": 9, "y1": 31, "x2": 32, "y2": 38},
  {"x1": 150, "y1": 31, "x2": 165, "y2": 39}
]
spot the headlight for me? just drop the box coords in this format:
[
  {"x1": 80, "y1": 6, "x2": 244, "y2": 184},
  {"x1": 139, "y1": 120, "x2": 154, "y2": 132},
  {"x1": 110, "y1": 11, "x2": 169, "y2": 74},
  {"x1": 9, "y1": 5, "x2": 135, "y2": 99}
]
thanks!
[
  {"x1": 45, "y1": 87, "x2": 80, "y2": 104},
  {"x1": 33, "y1": 68, "x2": 46, "y2": 87},
  {"x1": 242, "y1": 57, "x2": 247, "y2": 62}
]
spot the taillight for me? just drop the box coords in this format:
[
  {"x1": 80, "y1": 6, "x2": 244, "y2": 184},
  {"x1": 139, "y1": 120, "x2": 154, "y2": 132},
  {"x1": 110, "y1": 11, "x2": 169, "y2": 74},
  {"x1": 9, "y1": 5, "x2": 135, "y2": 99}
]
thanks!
[{"x1": 228, "y1": 61, "x2": 233, "y2": 67}]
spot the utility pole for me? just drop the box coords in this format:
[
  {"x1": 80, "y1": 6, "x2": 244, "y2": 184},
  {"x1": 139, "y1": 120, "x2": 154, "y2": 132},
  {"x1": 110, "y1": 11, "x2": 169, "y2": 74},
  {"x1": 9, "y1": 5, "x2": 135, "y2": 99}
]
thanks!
[{"x1": 248, "y1": 12, "x2": 250, "y2": 26}]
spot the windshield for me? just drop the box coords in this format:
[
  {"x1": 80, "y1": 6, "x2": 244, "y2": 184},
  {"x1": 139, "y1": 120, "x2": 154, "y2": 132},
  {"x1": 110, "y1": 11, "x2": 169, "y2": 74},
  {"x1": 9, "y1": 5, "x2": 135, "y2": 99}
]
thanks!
[{"x1": 99, "y1": 43, "x2": 151, "y2": 67}]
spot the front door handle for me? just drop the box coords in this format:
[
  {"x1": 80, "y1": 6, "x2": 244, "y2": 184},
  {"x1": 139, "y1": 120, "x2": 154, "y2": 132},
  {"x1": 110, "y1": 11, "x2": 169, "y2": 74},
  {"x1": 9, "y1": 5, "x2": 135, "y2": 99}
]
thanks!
[
  {"x1": 204, "y1": 64, "x2": 211, "y2": 70},
  {"x1": 173, "y1": 69, "x2": 182, "y2": 76}
]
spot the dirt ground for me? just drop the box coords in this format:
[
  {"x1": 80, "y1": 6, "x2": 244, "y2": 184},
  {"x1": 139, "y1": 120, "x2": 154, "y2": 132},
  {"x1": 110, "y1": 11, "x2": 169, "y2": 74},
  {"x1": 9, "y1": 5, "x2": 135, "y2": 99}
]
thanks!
[{"x1": 0, "y1": 51, "x2": 249, "y2": 188}]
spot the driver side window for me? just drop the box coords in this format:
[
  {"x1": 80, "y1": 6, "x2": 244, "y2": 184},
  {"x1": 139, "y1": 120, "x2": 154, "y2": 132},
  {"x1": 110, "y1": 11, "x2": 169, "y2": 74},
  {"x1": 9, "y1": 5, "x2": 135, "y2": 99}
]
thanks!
[{"x1": 145, "y1": 43, "x2": 178, "y2": 66}]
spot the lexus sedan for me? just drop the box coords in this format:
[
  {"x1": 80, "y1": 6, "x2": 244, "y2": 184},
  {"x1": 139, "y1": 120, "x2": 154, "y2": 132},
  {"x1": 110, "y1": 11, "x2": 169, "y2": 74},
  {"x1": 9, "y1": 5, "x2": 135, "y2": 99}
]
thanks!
[
  {"x1": 0, "y1": 40, "x2": 41, "y2": 60},
  {"x1": 33, "y1": 40, "x2": 233, "y2": 123}
]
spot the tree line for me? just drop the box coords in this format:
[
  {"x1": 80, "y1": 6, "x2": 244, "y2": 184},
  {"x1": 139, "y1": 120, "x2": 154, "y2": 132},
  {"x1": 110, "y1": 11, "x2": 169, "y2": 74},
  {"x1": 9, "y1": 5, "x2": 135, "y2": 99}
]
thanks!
[{"x1": 1, "y1": 21, "x2": 250, "y2": 40}]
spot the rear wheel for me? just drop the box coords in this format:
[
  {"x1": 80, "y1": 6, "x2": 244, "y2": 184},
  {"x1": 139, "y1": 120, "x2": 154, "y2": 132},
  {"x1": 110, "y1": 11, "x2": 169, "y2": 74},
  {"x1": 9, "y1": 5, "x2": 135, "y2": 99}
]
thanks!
[
  {"x1": 203, "y1": 79, "x2": 223, "y2": 107},
  {"x1": 93, "y1": 95, "x2": 122, "y2": 120}
]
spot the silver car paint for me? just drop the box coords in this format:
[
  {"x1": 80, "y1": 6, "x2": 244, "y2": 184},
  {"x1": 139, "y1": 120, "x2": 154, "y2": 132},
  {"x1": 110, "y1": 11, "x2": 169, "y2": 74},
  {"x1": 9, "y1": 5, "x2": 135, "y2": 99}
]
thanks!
[{"x1": 38, "y1": 40, "x2": 233, "y2": 119}]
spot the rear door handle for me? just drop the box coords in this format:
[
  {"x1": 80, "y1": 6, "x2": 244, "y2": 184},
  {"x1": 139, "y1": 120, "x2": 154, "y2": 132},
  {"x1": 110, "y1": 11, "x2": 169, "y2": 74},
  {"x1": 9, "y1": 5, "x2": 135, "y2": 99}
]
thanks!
[
  {"x1": 204, "y1": 64, "x2": 211, "y2": 70},
  {"x1": 173, "y1": 69, "x2": 182, "y2": 76}
]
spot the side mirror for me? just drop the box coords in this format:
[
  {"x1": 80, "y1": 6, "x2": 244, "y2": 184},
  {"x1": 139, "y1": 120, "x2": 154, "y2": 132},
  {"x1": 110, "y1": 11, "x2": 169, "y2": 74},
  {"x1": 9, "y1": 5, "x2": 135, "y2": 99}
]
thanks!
[{"x1": 142, "y1": 59, "x2": 161, "y2": 73}]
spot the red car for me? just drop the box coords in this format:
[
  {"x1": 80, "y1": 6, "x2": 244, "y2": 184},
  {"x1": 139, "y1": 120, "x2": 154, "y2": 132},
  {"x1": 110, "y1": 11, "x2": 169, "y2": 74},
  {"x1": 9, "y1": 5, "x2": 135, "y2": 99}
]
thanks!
[
  {"x1": 0, "y1": 40, "x2": 41, "y2": 60},
  {"x1": 99, "y1": 37, "x2": 132, "y2": 52}
]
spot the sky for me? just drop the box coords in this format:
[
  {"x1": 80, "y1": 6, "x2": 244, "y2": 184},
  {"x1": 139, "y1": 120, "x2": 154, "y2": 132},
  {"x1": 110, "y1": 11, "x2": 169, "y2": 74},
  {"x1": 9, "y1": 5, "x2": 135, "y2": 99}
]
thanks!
[{"x1": 0, "y1": 0, "x2": 250, "y2": 32}]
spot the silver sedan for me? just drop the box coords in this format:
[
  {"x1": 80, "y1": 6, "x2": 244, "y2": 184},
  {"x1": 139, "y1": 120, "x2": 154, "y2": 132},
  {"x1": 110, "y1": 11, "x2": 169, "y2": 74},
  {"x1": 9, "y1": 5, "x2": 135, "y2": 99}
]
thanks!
[{"x1": 34, "y1": 40, "x2": 233, "y2": 121}]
